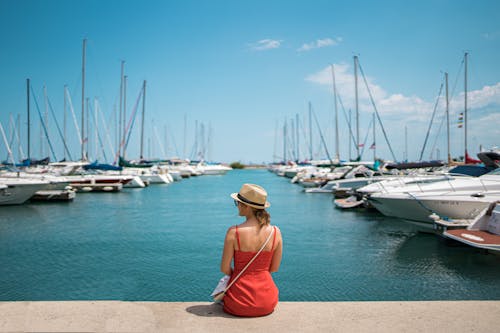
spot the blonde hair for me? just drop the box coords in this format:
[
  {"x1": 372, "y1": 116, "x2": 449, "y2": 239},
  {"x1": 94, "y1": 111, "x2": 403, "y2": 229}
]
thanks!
[{"x1": 253, "y1": 208, "x2": 271, "y2": 227}]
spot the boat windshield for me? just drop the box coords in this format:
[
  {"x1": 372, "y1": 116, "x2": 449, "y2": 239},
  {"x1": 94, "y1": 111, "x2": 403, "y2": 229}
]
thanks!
[{"x1": 484, "y1": 168, "x2": 500, "y2": 176}]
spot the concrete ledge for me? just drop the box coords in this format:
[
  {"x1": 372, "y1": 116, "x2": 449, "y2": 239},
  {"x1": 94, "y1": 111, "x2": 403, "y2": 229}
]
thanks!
[{"x1": 1, "y1": 301, "x2": 499, "y2": 332}]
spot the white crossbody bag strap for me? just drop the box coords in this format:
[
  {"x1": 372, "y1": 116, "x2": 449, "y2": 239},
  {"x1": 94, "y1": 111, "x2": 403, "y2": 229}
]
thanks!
[{"x1": 223, "y1": 227, "x2": 275, "y2": 294}]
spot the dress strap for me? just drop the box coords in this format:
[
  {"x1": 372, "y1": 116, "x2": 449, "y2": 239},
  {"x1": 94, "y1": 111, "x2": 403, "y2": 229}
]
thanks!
[
  {"x1": 271, "y1": 226, "x2": 277, "y2": 250},
  {"x1": 235, "y1": 225, "x2": 241, "y2": 251}
]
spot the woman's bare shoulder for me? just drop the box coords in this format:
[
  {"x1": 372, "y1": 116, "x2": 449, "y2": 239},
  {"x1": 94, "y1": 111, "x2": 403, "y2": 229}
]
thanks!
[
  {"x1": 225, "y1": 225, "x2": 237, "y2": 237},
  {"x1": 271, "y1": 225, "x2": 282, "y2": 239}
]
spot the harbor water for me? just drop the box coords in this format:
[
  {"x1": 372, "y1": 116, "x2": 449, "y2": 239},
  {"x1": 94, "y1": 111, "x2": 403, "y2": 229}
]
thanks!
[{"x1": 1, "y1": 169, "x2": 499, "y2": 301}]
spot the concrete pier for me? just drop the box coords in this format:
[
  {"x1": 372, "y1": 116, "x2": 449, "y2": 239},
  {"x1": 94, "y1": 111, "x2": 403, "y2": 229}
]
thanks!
[{"x1": 1, "y1": 301, "x2": 499, "y2": 332}]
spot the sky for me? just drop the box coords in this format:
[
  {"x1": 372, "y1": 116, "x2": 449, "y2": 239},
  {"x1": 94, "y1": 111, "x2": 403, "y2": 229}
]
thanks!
[{"x1": 0, "y1": 0, "x2": 499, "y2": 164}]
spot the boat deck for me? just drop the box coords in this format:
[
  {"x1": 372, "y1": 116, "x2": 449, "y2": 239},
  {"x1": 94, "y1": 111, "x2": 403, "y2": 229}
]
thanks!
[{"x1": 446, "y1": 229, "x2": 500, "y2": 246}]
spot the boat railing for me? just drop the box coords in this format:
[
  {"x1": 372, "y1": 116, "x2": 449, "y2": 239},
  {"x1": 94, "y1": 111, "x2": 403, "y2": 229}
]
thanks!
[
  {"x1": 375, "y1": 181, "x2": 386, "y2": 193},
  {"x1": 446, "y1": 178, "x2": 456, "y2": 192},
  {"x1": 479, "y1": 178, "x2": 488, "y2": 192},
  {"x1": 415, "y1": 180, "x2": 424, "y2": 192}
]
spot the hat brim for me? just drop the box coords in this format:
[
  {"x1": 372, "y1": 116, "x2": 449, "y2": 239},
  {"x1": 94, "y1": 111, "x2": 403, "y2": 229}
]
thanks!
[{"x1": 231, "y1": 193, "x2": 270, "y2": 209}]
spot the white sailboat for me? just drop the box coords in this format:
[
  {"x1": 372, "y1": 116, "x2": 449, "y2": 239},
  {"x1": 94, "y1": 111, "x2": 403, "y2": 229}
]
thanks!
[{"x1": 0, "y1": 178, "x2": 51, "y2": 205}]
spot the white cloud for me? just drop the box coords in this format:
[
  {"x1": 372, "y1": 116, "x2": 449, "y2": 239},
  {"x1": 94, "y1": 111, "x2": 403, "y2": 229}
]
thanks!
[
  {"x1": 481, "y1": 31, "x2": 500, "y2": 40},
  {"x1": 306, "y1": 64, "x2": 500, "y2": 125},
  {"x1": 297, "y1": 37, "x2": 342, "y2": 52},
  {"x1": 305, "y1": 63, "x2": 387, "y2": 106},
  {"x1": 304, "y1": 64, "x2": 500, "y2": 162},
  {"x1": 450, "y1": 82, "x2": 500, "y2": 110},
  {"x1": 378, "y1": 94, "x2": 430, "y2": 119},
  {"x1": 249, "y1": 39, "x2": 282, "y2": 51}
]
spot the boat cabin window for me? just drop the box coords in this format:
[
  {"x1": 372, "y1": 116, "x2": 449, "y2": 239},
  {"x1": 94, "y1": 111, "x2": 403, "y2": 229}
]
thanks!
[{"x1": 484, "y1": 168, "x2": 500, "y2": 176}]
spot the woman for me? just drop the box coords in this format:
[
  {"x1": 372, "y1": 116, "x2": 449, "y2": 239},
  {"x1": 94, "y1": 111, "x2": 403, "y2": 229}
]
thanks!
[{"x1": 220, "y1": 183, "x2": 283, "y2": 317}]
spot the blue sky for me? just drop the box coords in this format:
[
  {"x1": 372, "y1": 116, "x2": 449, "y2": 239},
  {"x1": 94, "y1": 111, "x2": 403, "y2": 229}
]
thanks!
[{"x1": 0, "y1": 0, "x2": 499, "y2": 164}]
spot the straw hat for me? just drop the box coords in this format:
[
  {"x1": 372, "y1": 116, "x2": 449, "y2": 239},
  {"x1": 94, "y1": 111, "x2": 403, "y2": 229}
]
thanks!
[{"x1": 231, "y1": 183, "x2": 271, "y2": 209}]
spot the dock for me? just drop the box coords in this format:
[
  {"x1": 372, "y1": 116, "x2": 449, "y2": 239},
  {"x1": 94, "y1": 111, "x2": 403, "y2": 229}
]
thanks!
[
  {"x1": 70, "y1": 183, "x2": 123, "y2": 192},
  {"x1": 30, "y1": 189, "x2": 76, "y2": 202},
  {"x1": 1, "y1": 301, "x2": 499, "y2": 332}
]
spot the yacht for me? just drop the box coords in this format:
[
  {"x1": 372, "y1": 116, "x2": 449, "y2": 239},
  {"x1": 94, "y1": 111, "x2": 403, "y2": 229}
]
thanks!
[
  {"x1": 367, "y1": 169, "x2": 500, "y2": 230},
  {"x1": 195, "y1": 162, "x2": 232, "y2": 175},
  {"x1": 437, "y1": 201, "x2": 500, "y2": 253},
  {"x1": 0, "y1": 178, "x2": 51, "y2": 205}
]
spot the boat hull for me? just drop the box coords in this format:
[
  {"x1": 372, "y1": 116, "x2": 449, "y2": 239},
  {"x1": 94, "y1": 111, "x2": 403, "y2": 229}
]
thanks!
[
  {"x1": 369, "y1": 195, "x2": 491, "y2": 230},
  {"x1": 0, "y1": 183, "x2": 48, "y2": 205}
]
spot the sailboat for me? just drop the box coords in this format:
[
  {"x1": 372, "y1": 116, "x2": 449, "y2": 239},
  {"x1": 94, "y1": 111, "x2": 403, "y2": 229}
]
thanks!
[{"x1": 0, "y1": 177, "x2": 52, "y2": 205}]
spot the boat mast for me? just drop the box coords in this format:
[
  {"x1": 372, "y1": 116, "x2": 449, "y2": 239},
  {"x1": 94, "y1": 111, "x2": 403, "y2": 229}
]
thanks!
[
  {"x1": 308, "y1": 101, "x2": 313, "y2": 161},
  {"x1": 17, "y1": 115, "x2": 23, "y2": 160},
  {"x1": 290, "y1": 118, "x2": 295, "y2": 161},
  {"x1": 140, "y1": 80, "x2": 146, "y2": 159},
  {"x1": 183, "y1": 114, "x2": 187, "y2": 159},
  {"x1": 404, "y1": 125, "x2": 408, "y2": 161},
  {"x1": 26, "y1": 78, "x2": 30, "y2": 161},
  {"x1": 64, "y1": 84, "x2": 67, "y2": 160},
  {"x1": 0, "y1": 122, "x2": 15, "y2": 165},
  {"x1": 331, "y1": 64, "x2": 339, "y2": 162},
  {"x1": 372, "y1": 112, "x2": 376, "y2": 161},
  {"x1": 354, "y1": 56, "x2": 360, "y2": 160},
  {"x1": 193, "y1": 120, "x2": 198, "y2": 160},
  {"x1": 94, "y1": 98, "x2": 98, "y2": 161},
  {"x1": 445, "y1": 72, "x2": 451, "y2": 164},
  {"x1": 283, "y1": 119, "x2": 287, "y2": 162},
  {"x1": 348, "y1": 109, "x2": 352, "y2": 161},
  {"x1": 43, "y1": 85, "x2": 49, "y2": 158},
  {"x1": 123, "y1": 75, "x2": 128, "y2": 159},
  {"x1": 164, "y1": 124, "x2": 168, "y2": 159},
  {"x1": 86, "y1": 97, "x2": 89, "y2": 159},
  {"x1": 208, "y1": 122, "x2": 212, "y2": 161},
  {"x1": 296, "y1": 113, "x2": 300, "y2": 162},
  {"x1": 81, "y1": 38, "x2": 86, "y2": 161},
  {"x1": 118, "y1": 60, "x2": 125, "y2": 158},
  {"x1": 464, "y1": 52, "x2": 468, "y2": 160}
]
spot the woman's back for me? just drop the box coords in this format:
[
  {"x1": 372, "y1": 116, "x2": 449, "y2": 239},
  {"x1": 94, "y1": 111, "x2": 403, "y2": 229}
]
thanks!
[
  {"x1": 235, "y1": 224, "x2": 276, "y2": 252},
  {"x1": 223, "y1": 225, "x2": 279, "y2": 317},
  {"x1": 220, "y1": 183, "x2": 283, "y2": 317}
]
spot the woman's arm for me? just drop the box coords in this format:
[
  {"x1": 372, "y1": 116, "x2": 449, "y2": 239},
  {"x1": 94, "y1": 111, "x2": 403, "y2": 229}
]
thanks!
[
  {"x1": 269, "y1": 227, "x2": 282, "y2": 273},
  {"x1": 220, "y1": 227, "x2": 235, "y2": 275}
]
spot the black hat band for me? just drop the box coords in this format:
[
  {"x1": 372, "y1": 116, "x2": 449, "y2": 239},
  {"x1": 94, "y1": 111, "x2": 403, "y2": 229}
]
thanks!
[{"x1": 237, "y1": 193, "x2": 265, "y2": 207}]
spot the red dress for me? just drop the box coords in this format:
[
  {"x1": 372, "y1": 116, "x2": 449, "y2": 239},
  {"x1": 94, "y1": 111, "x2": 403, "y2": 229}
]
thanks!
[{"x1": 223, "y1": 226, "x2": 279, "y2": 317}]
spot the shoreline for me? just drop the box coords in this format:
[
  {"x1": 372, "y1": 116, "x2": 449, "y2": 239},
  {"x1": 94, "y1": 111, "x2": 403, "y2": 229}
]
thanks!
[{"x1": 1, "y1": 300, "x2": 499, "y2": 332}]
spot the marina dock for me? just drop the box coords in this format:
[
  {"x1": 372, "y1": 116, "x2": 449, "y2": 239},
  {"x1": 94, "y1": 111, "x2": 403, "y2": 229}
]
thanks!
[{"x1": 1, "y1": 300, "x2": 499, "y2": 332}]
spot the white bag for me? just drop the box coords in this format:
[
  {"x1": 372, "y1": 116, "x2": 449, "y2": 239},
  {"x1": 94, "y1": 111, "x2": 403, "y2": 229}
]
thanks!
[
  {"x1": 211, "y1": 274, "x2": 230, "y2": 300},
  {"x1": 210, "y1": 227, "x2": 275, "y2": 302}
]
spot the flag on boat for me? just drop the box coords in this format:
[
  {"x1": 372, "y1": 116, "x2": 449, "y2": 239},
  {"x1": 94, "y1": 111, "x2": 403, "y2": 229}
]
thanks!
[
  {"x1": 369, "y1": 143, "x2": 376, "y2": 149},
  {"x1": 458, "y1": 112, "x2": 464, "y2": 127},
  {"x1": 458, "y1": 112, "x2": 463, "y2": 120},
  {"x1": 358, "y1": 143, "x2": 365, "y2": 148}
]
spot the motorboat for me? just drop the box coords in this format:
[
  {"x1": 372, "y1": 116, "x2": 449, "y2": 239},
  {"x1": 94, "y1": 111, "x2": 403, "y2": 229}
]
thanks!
[
  {"x1": 334, "y1": 195, "x2": 365, "y2": 209},
  {"x1": 120, "y1": 167, "x2": 172, "y2": 184},
  {"x1": 195, "y1": 162, "x2": 232, "y2": 175},
  {"x1": 305, "y1": 165, "x2": 392, "y2": 196},
  {"x1": 358, "y1": 167, "x2": 500, "y2": 228},
  {"x1": 369, "y1": 190, "x2": 500, "y2": 230},
  {"x1": 435, "y1": 201, "x2": 500, "y2": 253}
]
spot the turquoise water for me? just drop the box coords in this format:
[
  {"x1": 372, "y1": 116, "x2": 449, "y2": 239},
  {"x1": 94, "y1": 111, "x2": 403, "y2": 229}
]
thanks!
[{"x1": 1, "y1": 169, "x2": 500, "y2": 301}]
